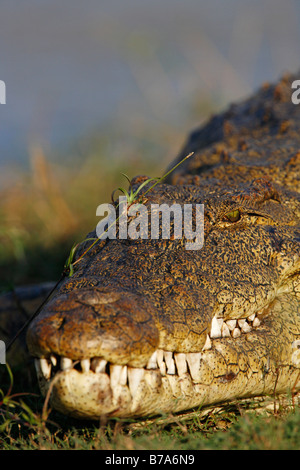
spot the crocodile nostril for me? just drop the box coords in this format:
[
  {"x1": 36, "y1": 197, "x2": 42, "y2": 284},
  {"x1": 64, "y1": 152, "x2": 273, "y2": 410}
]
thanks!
[
  {"x1": 76, "y1": 290, "x2": 121, "y2": 305},
  {"x1": 58, "y1": 317, "x2": 66, "y2": 331}
]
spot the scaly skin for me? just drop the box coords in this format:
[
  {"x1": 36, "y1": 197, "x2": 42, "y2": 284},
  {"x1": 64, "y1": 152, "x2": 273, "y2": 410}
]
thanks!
[{"x1": 27, "y1": 74, "x2": 300, "y2": 420}]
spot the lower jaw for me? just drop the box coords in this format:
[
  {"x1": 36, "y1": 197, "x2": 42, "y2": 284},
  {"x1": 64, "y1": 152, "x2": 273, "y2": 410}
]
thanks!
[{"x1": 36, "y1": 352, "x2": 300, "y2": 421}]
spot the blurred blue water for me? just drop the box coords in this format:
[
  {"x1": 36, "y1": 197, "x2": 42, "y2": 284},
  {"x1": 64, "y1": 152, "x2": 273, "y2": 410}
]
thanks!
[{"x1": 0, "y1": 0, "x2": 299, "y2": 167}]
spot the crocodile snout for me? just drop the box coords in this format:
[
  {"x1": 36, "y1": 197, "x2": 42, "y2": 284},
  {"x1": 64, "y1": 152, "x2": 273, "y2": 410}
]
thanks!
[{"x1": 26, "y1": 288, "x2": 159, "y2": 368}]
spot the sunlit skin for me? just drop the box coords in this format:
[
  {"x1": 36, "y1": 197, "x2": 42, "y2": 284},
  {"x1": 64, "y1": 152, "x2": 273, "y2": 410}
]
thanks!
[{"x1": 27, "y1": 75, "x2": 300, "y2": 420}]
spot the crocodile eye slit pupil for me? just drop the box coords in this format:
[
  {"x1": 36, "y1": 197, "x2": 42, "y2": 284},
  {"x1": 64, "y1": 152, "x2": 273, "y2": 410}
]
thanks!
[{"x1": 225, "y1": 209, "x2": 240, "y2": 222}]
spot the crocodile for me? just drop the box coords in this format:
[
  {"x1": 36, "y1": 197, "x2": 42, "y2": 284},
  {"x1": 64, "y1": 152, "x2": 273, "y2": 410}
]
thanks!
[{"x1": 26, "y1": 74, "x2": 300, "y2": 420}]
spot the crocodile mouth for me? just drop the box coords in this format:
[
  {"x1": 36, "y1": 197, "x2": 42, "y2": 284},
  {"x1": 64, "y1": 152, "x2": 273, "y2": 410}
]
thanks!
[
  {"x1": 33, "y1": 309, "x2": 271, "y2": 419},
  {"x1": 28, "y1": 232, "x2": 300, "y2": 420},
  {"x1": 36, "y1": 309, "x2": 263, "y2": 381}
]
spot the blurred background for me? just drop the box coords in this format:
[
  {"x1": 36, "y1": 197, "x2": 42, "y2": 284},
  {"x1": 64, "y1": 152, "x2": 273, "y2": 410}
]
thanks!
[{"x1": 0, "y1": 0, "x2": 299, "y2": 289}]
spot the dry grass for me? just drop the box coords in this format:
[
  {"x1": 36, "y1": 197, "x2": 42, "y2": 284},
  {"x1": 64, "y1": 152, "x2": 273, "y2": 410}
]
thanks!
[{"x1": 0, "y1": 141, "x2": 167, "y2": 289}]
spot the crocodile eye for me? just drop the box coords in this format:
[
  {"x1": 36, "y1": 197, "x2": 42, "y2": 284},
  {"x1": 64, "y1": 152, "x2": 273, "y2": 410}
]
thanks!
[{"x1": 224, "y1": 209, "x2": 240, "y2": 222}]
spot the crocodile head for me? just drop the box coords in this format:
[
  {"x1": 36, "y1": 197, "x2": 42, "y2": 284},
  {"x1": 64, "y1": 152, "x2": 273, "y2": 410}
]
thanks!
[{"x1": 27, "y1": 75, "x2": 300, "y2": 420}]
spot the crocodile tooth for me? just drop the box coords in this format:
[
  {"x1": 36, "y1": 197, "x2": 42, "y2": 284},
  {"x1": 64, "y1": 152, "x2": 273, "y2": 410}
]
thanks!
[
  {"x1": 40, "y1": 358, "x2": 51, "y2": 380},
  {"x1": 61, "y1": 357, "x2": 73, "y2": 371},
  {"x1": 232, "y1": 328, "x2": 241, "y2": 338},
  {"x1": 226, "y1": 320, "x2": 237, "y2": 331},
  {"x1": 186, "y1": 352, "x2": 201, "y2": 382},
  {"x1": 241, "y1": 320, "x2": 252, "y2": 333},
  {"x1": 221, "y1": 322, "x2": 231, "y2": 337},
  {"x1": 210, "y1": 316, "x2": 222, "y2": 338},
  {"x1": 248, "y1": 313, "x2": 256, "y2": 322},
  {"x1": 128, "y1": 368, "x2": 144, "y2": 397},
  {"x1": 34, "y1": 358, "x2": 41, "y2": 376},
  {"x1": 238, "y1": 319, "x2": 246, "y2": 328},
  {"x1": 164, "y1": 351, "x2": 175, "y2": 375},
  {"x1": 253, "y1": 317, "x2": 261, "y2": 328},
  {"x1": 91, "y1": 358, "x2": 107, "y2": 373},
  {"x1": 146, "y1": 350, "x2": 158, "y2": 370},
  {"x1": 120, "y1": 365, "x2": 128, "y2": 385},
  {"x1": 174, "y1": 353, "x2": 187, "y2": 376},
  {"x1": 202, "y1": 334, "x2": 212, "y2": 351},
  {"x1": 81, "y1": 359, "x2": 90, "y2": 373},
  {"x1": 156, "y1": 349, "x2": 166, "y2": 376},
  {"x1": 110, "y1": 364, "x2": 122, "y2": 388},
  {"x1": 49, "y1": 354, "x2": 57, "y2": 367}
]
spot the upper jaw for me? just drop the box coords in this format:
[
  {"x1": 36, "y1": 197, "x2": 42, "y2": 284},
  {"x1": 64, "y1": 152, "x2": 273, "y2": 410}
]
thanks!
[
  {"x1": 27, "y1": 281, "x2": 270, "y2": 368},
  {"x1": 27, "y1": 267, "x2": 298, "y2": 386},
  {"x1": 32, "y1": 301, "x2": 264, "y2": 385}
]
